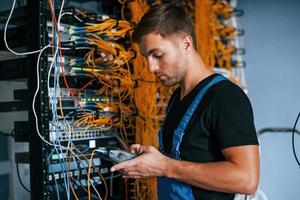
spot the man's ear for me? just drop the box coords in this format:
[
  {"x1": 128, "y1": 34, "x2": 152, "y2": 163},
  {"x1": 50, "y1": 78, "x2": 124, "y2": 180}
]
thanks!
[{"x1": 182, "y1": 35, "x2": 193, "y2": 54}]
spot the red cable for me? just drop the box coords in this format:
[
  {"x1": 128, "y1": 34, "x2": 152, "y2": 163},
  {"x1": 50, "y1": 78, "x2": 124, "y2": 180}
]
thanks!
[
  {"x1": 72, "y1": 79, "x2": 96, "y2": 95},
  {"x1": 48, "y1": 0, "x2": 82, "y2": 107}
]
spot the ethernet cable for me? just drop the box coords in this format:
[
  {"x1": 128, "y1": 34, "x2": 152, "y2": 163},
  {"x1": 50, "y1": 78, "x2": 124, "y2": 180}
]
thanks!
[{"x1": 4, "y1": 0, "x2": 50, "y2": 55}]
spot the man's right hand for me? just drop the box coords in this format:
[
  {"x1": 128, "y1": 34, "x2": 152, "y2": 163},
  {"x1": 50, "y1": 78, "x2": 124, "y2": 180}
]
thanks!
[{"x1": 110, "y1": 144, "x2": 170, "y2": 179}]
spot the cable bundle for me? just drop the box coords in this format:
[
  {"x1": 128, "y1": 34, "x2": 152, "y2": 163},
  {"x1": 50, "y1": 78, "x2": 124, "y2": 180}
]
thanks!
[
  {"x1": 193, "y1": 0, "x2": 247, "y2": 89},
  {"x1": 46, "y1": 0, "x2": 137, "y2": 199},
  {"x1": 125, "y1": 0, "x2": 175, "y2": 199}
]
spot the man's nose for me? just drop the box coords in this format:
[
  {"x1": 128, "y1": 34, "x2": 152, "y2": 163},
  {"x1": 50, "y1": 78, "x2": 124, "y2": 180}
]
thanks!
[{"x1": 148, "y1": 59, "x2": 159, "y2": 73}]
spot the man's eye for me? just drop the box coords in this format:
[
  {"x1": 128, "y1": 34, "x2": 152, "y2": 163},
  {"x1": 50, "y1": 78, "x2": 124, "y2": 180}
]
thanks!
[{"x1": 154, "y1": 53, "x2": 163, "y2": 59}]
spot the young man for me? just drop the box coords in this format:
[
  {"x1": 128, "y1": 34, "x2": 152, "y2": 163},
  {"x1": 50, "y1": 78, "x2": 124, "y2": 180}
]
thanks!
[{"x1": 111, "y1": 4, "x2": 259, "y2": 200}]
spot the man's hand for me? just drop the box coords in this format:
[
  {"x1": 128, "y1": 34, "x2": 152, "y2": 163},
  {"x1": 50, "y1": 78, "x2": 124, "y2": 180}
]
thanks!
[
  {"x1": 111, "y1": 144, "x2": 259, "y2": 195},
  {"x1": 110, "y1": 144, "x2": 170, "y2": 179}
]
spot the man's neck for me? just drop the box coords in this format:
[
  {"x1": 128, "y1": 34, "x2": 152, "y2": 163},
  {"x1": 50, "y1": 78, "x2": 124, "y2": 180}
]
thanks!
[{"x1": 180, "y1": 53, "x2": 213, "y2": 100}]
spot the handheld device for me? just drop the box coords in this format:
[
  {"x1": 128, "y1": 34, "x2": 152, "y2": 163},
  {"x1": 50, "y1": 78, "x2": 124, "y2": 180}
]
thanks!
[{"x1": 96, "y1": 147, "x2": 137, "y2": 163}]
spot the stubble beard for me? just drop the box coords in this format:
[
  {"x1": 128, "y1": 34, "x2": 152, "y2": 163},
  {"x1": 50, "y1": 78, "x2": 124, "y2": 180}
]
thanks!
[{"x1": 160, "y1": 57, "x2": 187, "y2": 87}]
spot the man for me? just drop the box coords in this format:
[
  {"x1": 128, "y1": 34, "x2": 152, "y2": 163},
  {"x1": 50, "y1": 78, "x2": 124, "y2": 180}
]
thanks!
[{"x1": 111, "y1": 3, "x2": 259, "y2": 200}]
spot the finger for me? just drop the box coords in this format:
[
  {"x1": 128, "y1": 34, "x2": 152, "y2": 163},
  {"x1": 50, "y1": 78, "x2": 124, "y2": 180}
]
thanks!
[
  {"x1": 121, "y1": 165, "x2": 138, "y2": 175},
  {"x1": 130, "y1": 144, "x2": 141, "y2": 153},
  {"x1": 123, "y1": 169, "x2": 143, "y2": 178},
  {"x1": 111, "y1": 162, "x2": 127, "y2": 172},
  {"x1": 110, "y1": 156, "x2": 141, "y2": 172},
  {"x1": 139, "y1": 145, "x2": 153, "y2": 153},
  {"x1": 126, "y1": 171, "x2": 142, "y2": 177}
]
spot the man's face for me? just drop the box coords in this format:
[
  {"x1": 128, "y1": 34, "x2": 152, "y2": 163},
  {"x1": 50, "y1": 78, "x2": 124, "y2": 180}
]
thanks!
[{"x1": 140, "y1": 33, "x2": 187, "y2": 87}]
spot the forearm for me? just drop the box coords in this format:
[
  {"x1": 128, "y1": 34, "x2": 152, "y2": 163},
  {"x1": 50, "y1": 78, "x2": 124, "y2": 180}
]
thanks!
[
  {"x1": 111, "y1": 145, "x2": 259, "y2": 195},
  {"x1": 165, "y1": 157, "x2": 259, "y2": 195}
]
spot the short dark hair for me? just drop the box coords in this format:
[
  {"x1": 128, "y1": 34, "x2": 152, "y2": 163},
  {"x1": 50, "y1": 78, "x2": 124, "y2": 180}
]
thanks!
[{"x1": 132, "y1": 3, "x2": 196, "y2": 47}]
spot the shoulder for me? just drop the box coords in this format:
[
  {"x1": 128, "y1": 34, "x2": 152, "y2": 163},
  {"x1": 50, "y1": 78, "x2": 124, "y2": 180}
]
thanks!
[
  {"x1": 208, "y1": 79, "x2": 252, "y2": 109},
  {"x1": 200, "y1": 79, "x2": 255, "y2": 127},
  {"x1": 211, "y1": 79, "x2": 247, "y2": 97},
  {"x1": 208, "y1": 80, "x2": 258, "y2": 148}
]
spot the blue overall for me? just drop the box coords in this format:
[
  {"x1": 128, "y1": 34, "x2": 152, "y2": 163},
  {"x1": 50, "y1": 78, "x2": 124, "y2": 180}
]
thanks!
[{"x1": 157, "y1": 75, "x2": 227, "y2": 200}]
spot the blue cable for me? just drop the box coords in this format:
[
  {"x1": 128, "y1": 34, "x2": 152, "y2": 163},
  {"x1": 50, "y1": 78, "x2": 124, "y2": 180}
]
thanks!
[{"x1": 51, "y1": 3, "x2": 70, "y2": 198}]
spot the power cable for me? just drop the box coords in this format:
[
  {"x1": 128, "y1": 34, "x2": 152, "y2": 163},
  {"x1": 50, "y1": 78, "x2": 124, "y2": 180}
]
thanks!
[
  {"x1": 16, "y1": 163, "x2": 31, "y2": 193},
  {"x1": 0, "y1": 130, "x2": 15, "y2": 138},
  {"x1": 292, "y1": 112, "x2": 300, "y2": 167},
  {"x1": 4, "y1": 0, "x2": 48, "y2": 55}
]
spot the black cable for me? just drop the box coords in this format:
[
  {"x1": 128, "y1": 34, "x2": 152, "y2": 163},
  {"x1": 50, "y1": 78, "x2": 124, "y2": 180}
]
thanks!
[
  {"x1": 0, "y1": 131, "x2": 11, "y2": 136},
  {"x1": 0, "y1": 130, "x2": 14, "y2": 138},
  {"x1": 257, "y1": 127, "x2": 300, "y2": 136},
  {"x1": 16, "y1": 163, "x2": 31, "y2": 193},
  {"x1": 292, "y1": 112, "x2": 300, "y2": 167}
]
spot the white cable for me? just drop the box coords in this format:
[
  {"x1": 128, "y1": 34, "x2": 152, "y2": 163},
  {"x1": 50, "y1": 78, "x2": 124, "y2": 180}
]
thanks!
[
  {"x1": 257, "y1": 188, "x2": 269, "y2": 200},
  {"x1": 91, "y1": 181, "x2": 103, "y2": 200},
  {"x1": 58, "y1": 12, "x2": 73, "y2": 25},
  {"x1": 4, "y1": 0, "x2": 49, "y2": 55},
  {"x1": 230, "y1": 0, "x2": 238, "y2": 8},
  {"x1": 32, "y1": 44, "x2": 54, "y2": 146},
  {"x1": 32, "y1": 44, "x2": 67, "y2": 148},
  {"x1": 47, "y1": 50, "x2": 58, "y2": 103},
  {"x1": 36, "y1": 0, "x2": 67, "y2": 148},
  {"x1": 74, "y1": 15, "x2": 83, "y2": 23}
]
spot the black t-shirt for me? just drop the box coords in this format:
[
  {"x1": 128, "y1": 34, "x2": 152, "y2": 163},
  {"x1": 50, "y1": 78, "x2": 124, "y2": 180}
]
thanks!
[{"x1": 162, "y1": 74, "x2": 259, "y2": 200}]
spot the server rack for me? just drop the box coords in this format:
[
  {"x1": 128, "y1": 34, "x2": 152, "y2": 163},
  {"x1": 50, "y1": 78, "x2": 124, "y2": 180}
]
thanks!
[
  {"x1": 2, "y1": 0, "x2": 135, "y2": 199},
  {"x1": 33, "y1": 1, "x2": 131, "y2": 199}
]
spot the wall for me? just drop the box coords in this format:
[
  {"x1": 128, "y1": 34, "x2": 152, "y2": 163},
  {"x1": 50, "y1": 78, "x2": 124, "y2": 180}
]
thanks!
[
  {"x1": 0, "y1": 1, "x2": 30, "y2": 200},
  {"x1": 0, "y1": 81, "x2": 30, "y2": 200},
  {"x1": 239, "y1": 0, "x2": 300, "y2": 199}
]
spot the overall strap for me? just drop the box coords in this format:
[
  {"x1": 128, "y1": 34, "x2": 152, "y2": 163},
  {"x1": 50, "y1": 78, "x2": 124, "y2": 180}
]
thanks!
[
  {"x1": 158, "y1": 128, "x2": 164, "y2": 152},
  {"x1": 177, "y1": 75, "x2": 227, "y2": 132},
  {"x1": 172, "y1": 75, "x2": 227, "y2": 159}
]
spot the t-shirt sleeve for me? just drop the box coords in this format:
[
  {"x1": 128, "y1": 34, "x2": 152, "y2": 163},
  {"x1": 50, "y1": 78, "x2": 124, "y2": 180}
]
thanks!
[{"x1": 212, "y1": 83, "x2": 259, "y2": 149}]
